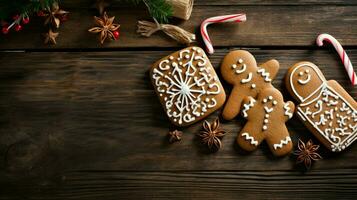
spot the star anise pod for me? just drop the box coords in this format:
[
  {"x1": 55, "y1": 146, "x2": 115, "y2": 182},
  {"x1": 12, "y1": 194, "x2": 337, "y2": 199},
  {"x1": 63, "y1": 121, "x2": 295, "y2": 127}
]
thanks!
[
  {"x1": 88, "y1": 12, "x2": 120, "y2": 44},
  {"x1": 43, "y1": 29, "x2": 59, "y2": 45},
  {"x1": 294, "y1": 139, "x2": 322, "y2": 170},
  {"x1": 168, "y1": 130, "x2": 183, "y2": 143},
  {"x1": 198, "y1": 118, "x2": 226, "y2": 152},
  {"x1": 43, "y1": 2, "x2": 69, "y2": 28}
]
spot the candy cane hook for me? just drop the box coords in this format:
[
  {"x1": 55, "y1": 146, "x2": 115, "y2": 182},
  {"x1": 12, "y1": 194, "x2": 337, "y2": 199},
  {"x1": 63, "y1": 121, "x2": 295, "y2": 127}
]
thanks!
[
  {"x1": 316, "y1": 33, "x2": 357, "y2": 86},
  {"x1": 200, "y1": 14, "x2": 247, "y2": 54}
]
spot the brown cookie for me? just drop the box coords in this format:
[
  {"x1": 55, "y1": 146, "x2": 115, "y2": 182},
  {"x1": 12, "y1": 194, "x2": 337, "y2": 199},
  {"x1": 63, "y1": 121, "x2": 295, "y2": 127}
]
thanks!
[
  {"x1": 221, "y1": 50, "x2": 279, "y2": 120},
  {"x1": 150, "y1": 46, "x2": 226, "y2": 127},
  {"x1": 238, "y1": 87, "x2": 295, "y2": 156},
  {"x1": 285, "y1": 61, "x2": 357, "y2": 152}
]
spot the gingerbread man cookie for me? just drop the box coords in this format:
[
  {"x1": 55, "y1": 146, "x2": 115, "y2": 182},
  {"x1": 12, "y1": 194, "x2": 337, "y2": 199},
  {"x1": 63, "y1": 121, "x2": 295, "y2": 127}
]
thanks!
[
  {"x1": 286, "y1": 62, "x2": 357, "y2": 152},
  {"x1": 238, "y1": 87, "x2": 295, "y2": 156},
  {"x1": 221, "y1": 50, "x2": 279, "y2": 120},
  {"x1": 150, "y1": 46, "x2": 226, "y2": 127}
]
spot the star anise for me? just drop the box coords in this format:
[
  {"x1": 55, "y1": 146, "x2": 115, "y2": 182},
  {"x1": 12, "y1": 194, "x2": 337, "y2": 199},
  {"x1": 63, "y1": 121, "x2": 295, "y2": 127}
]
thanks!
[
  {"x1": 43, "y1": 29, "x2": 59, "y2": 45},
  {"x1": 168, "y1": 130, "x2": 183, "y2": 143},
  {"x1": 43, "y1": 2, "x2": 69, "y2": 28},
  {"x1": 294, "y1": 139, "x2": 322, "y2": 170},
  {"x1": 198, "y1": 118, "x2": 226, "y2": 152},
  {"x1": 88, "y1": 12, "x2": 120, "y2": 44}
]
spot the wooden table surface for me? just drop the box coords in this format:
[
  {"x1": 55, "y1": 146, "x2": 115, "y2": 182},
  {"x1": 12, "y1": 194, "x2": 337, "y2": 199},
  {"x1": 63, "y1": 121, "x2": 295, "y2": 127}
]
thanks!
[{"x1": 0, "y1": 1, "x2": 357, "y2": 199}]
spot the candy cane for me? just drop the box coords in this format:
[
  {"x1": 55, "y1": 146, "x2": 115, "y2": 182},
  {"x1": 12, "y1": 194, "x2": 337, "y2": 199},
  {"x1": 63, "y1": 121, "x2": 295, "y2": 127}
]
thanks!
[
  {"x1": 316, "y1": 33, "x2": 357, "y2": 86},
  {"x1": 201, "y1": 14, "x2": 247, "y2": 54}
]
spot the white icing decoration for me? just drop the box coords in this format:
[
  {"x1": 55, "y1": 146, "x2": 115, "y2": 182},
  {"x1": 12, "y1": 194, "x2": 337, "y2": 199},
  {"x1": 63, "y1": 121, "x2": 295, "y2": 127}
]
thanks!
[
  {"x1": 296, "y1": 82, "x2": 357, "y2": 152},
  {"x1": 241, "y1": 72, "x2": 252, "y2": 83},
  {"x1": 242, "y1": 98, "x2": 256, "y2": 118},
  {"x1": 251, "y1": 84, "x2": 256, "y2": 89},
  {"x1": 316, "y1": 114, "x2": 327, "y2": 126},
  {"x1": 289, "y1": 63, "x2": 326, "y2": 102},
  {"x1": 152, "y1": 48, "x2": 221, "y2": 125},
  {"x1": 337, "y1": 115, "x2": 348, "y2": 127},
  {"x1": 283, "y1": 103, "x2": 293, "y2": 119},
  {"x1": 257, "y1": 68, "x2": 272, "y2": 82},
  {"x1": 262, "y1": 95, "x2": 277, "y2": 131},
  {"x1": 273, "y1": 136, "x2": 291, "y2": 150},
  {"x1": 298, "y1": 69, "x2": 311, "y2": 85},
  {"x1": 235, "y1": 64, "x2": 247, "y2": 74},
  {"x1": 238, "y1": 58, "x2": 243, "y2": 64},
  {"x1": 336, "y1": 127, "x2": 352, "y2": 137},
  {"x1": 242, "y1": 132, "x2": 258, "y2": 146},
  {"x1": 311, "y1": 100, "x2": 323, "y2": 118},
  {"x1": 264, "y1": 106, "x2": 273, "y2": 113}
]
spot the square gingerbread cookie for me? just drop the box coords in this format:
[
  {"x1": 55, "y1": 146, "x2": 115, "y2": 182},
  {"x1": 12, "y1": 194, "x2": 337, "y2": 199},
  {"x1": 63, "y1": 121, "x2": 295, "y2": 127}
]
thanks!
[{"x1": 150, "y1": 46, "x2": 226, "y2": 127}]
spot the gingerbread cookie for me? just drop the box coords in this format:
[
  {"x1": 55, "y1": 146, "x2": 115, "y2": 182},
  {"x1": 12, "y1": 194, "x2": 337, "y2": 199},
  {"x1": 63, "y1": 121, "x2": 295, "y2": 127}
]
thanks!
[
  {"x1": 221, "y1": 50, "x2": 279, "y2": 120},
  {"x1": 286, "y1": 62, "x2": 357, "y2": 152},
  {"x1": 150, "y1": 46, "x2": 226, "y2": 127},
  {"x1": 238, "y1": 87, "x2": 295, "y2": 156}
]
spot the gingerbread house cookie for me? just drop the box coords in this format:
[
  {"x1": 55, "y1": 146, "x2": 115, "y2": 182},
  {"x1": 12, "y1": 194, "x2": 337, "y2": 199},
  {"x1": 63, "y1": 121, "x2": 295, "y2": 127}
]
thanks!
[
  {"x1": 286, "y1": 61, "x2": 357, "y2": 152},
  {"x1": 150, "y1": 47, "x2": 226, "y2": 127}
]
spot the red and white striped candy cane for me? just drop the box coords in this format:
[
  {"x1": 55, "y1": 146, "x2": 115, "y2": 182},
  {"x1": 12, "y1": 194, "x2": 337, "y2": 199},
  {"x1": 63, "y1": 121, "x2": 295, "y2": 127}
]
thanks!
[
  {"x1": 201, "y1": 14, "x2": 247, "y2": 54},
  {"x1": 316, "y1": 33, "x2": 357, "y2": 86}
]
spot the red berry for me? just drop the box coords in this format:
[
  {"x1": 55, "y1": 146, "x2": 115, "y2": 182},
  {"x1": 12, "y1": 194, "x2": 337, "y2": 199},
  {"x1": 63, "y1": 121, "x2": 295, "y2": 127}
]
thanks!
[
  {"x1": 2, "y1": 27, "x2": 9, "y2": 34},
  {"x1": 37, "y1": 11, "x2": 45, "y2": 17},
  {"x1": 113, "y1": 31, "x2": 120, "y2": 40},
  {"x1": 22, "y1": 17, "x2": 30, "y2": 24},
  {"x1": 14, "y1": 24, "x2": 22, "y2": 31},
  {"x1": 12, "y1": 15, "x2": 20, "y2": 20}
]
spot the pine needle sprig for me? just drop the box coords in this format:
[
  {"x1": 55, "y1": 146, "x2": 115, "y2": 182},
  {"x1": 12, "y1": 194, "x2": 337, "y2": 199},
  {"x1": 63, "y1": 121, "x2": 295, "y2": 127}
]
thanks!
[
  {"x1": 0, "y1": 0, "x2": 58, "y2": 20},
  {"x1": 143, "y1": 0, "x2": 172, "y2": 23}
]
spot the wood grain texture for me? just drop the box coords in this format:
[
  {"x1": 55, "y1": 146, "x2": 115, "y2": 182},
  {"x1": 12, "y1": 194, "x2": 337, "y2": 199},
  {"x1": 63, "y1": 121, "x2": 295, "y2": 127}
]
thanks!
[
  {"x1": 1, "y1": 5, "x2": 357, "y2": 50},
  {"x1": 0, "y1": 49, "x2": 356, "y2": 199},
  {"x1": 61, "y1": 0, "x2": 357, "y2": 7}
]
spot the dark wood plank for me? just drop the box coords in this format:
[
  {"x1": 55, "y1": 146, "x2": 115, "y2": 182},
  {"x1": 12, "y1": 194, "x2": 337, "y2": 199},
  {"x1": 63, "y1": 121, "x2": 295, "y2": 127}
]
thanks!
[
  {"x1": 0, "y1": 49, "x2": 356, "y2": 199},
  {"x1": 0, "y1": 49, "x2": 355, "y2": 171},
  {"x1": 2, "y1": 170, "x2": 357, "y2": 199},
  {"x1": 1, "y1": 5, "x2": 357, "y2": 50},
  {"x1": 62, "y1": 0, "x2": 357, "y2": 7}
]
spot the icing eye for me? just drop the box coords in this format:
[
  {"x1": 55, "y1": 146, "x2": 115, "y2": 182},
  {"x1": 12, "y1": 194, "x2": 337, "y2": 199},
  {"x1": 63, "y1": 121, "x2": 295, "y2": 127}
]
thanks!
[
  {"x1": 299, "y1": 71, "x2": 304, "y2": 76},
  {"x1": 263, "y1": 99, "x2": 267, "y2": 103},
  {"x1": 232, "y1": 64, "x2": 237, "y2": 69},
  {"x1": 238, "y1": 58, "x2": 243, "y2": 64},
  {"x1": 273, "y1": 100, "x2": 277, "y2": 105},
  {"x1": 306, "y1": 69, "x2": 310, "y2": 73},
  {"x1": 268, "y1": 96, "x2": 273, "y2": 100}
]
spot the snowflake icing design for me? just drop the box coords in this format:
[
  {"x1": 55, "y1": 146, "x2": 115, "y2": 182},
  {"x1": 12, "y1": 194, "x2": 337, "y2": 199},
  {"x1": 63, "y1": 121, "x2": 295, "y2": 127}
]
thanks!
[{"x1": 152, "y1": 47, "x2": 221, "y2": 125}]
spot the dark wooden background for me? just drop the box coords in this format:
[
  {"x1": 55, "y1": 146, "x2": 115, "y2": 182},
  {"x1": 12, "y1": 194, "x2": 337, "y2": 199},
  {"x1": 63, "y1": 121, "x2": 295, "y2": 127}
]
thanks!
[{"x1": 0, "y1": 0, "x2": 357, "y2": 199}]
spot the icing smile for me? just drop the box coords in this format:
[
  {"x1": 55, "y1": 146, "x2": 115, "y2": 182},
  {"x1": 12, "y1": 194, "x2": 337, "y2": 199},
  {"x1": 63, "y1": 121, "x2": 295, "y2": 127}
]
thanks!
[{"x1": 298, "y1": 69, "x2": 311, "y2": 85}]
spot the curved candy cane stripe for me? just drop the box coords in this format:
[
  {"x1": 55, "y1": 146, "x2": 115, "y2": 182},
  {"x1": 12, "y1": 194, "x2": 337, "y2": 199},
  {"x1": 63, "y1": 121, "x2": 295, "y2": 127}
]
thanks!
[
  {"x1": 200, "y1": 14, "x2": 247, "y2": 54},
  {"x1": 316, "y1": 33, "x2": 357, "y2": 86}
]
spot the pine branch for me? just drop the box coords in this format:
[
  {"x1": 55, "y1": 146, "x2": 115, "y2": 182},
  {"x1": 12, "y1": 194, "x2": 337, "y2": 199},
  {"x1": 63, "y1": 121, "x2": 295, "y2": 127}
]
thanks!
[
  {"x1": 124, "y1": 0, "x2": 173, "y2": 23},
  {"x1": 0, "y1": 0, "x2": 58, "y2": 20}
]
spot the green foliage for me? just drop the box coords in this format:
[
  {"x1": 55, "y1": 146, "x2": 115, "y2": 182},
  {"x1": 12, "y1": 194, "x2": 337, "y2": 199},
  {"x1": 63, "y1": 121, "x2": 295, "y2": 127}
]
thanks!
[
  {"x1": 0, "y1": 0, "x2": 58, "y2": 20},
  {"x1": 125, "y1": 0, "x2": 173, "y2": 23}
]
